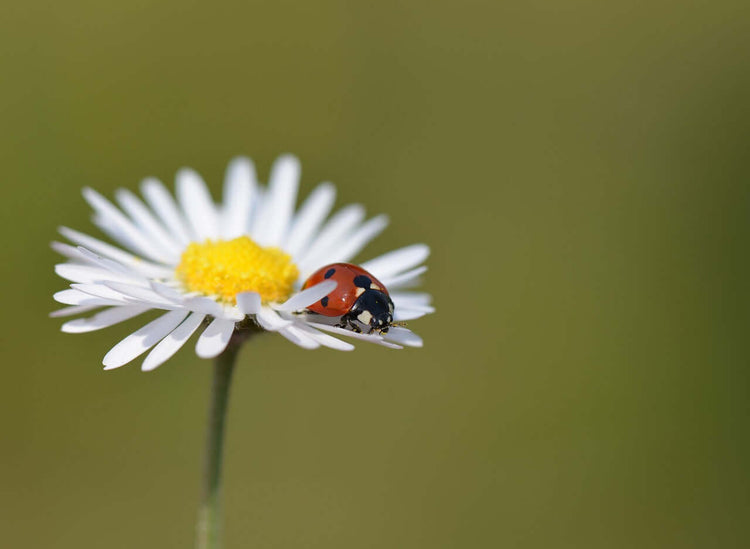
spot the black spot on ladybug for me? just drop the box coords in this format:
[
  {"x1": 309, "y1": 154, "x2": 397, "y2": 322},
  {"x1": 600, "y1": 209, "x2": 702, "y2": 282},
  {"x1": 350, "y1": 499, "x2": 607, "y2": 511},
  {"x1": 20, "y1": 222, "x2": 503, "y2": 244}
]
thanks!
[
  {"x1": 324, "y1": 268, "x2": 336, "y2": 279},
  {"x1": 320, "y1": 296, "x2": 329, "y2": 307},
  {"x1": 353, "y1": 275, "x2": 371, "y2": 288}
]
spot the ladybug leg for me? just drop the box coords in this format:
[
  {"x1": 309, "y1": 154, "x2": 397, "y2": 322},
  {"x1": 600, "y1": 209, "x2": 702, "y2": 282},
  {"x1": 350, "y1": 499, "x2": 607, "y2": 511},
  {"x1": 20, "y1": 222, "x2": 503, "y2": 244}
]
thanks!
[
  {"x1": 347, "y1": 315, "x2": 363, "y2": 333},
  {"x1": 336, "y1": 313, "x2": 362, "y2": 333}
]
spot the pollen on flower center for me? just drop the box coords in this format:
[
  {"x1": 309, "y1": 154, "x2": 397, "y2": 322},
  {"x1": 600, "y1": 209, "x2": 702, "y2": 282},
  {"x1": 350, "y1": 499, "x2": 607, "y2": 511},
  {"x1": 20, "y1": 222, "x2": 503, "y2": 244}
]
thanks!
[{"x1": 176, "y1": 236, "x2": 299, "y2": 304}]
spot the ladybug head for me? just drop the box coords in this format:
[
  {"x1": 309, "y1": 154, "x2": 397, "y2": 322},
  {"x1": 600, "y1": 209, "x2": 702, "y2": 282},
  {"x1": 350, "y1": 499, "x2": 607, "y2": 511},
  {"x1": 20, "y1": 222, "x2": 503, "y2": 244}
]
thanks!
[{"x1": 350, "y1": 289, "x2": 394, "y2": 334}]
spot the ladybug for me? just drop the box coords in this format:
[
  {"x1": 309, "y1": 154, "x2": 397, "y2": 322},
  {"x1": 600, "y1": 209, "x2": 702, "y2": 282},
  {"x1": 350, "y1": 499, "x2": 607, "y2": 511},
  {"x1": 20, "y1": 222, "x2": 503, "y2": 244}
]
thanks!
[{"x1": 301, "y1": 263, "x2": 395, "y2": 334}]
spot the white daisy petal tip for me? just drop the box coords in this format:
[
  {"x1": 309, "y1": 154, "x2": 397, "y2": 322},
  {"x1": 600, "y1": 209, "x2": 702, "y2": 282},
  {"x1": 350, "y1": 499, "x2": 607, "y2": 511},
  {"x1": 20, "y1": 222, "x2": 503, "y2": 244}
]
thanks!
[
  {"x1": 176, "y1": 168, "x2": 220, "y2": 240},
  {"x1": 361, "y1": 244, "x2": 431, "y2": 280},
  {"x1": 102, "y1": 310, "x2": 189, "y2": 369},
  {"x1": 61, "y1": 319, "x2": 91, "y2": 333},
  {"x1": 393, "y1": 306, "x2": 435, "y2": 321},
  {"x1": 236, "y1": 292, "x2": 262, "y2": 315},
  {"x1": 195, "y1": 318, "x2": 235, "y2": 359},
  {"x1": 140, "y1": 175, "x2": 161, "y2": 186},
  {"x1": 53, "y1": 289, "x2": 77, "y2": 304},
  {"x1": 275, "y1": 153, "x2": 301, "y2": 169},
  {"x1": 227, "y1": 155, "x2": 252, "y2": 168},
  {"x1": 384, "y1": 326, "x2": 424, "y2": 348},
  {"x1": 80, "y1": 186, "x2": 99, "y2": 201},
  {"x1": 102, "y1": 350, "x2": 130, "y2": 370},
  {"x1": 176, "y1": 167, "x2": 204, "y2": 186},
  {"x1": 141, "y1": 312, "x2": 205, "y2": 371},
  {"x1": 50, "y1": 240, "x2": 72, "y2": 256}
]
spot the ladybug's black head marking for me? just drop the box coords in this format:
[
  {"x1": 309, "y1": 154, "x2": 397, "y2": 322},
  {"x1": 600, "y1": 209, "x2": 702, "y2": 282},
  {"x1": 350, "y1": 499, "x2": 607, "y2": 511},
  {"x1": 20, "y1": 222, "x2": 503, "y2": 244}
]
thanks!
[{"x1": 340, "y1": 289, "x2": 394, "y2": 334}]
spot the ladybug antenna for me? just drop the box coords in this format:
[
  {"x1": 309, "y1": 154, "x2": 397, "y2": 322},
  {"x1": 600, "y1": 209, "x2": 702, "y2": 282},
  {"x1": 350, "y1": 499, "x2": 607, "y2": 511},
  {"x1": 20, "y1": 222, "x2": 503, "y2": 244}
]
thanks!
[{"x1": 391, "y1": 321, "x2": 408, "y2": 328}]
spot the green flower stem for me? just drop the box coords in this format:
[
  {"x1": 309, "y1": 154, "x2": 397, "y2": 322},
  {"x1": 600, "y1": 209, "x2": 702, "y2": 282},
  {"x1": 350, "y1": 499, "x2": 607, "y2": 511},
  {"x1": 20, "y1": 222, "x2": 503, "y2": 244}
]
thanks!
[{"x1": 196, "y1": 342, "x2": 240, "y2": 549}]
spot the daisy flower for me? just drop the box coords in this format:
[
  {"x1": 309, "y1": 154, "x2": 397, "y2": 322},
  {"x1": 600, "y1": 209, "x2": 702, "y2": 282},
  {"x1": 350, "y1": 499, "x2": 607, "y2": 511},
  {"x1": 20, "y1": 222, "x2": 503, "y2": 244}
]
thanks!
[{"x1": 51, "y1": 155, "x2": 433, "y2": 371}]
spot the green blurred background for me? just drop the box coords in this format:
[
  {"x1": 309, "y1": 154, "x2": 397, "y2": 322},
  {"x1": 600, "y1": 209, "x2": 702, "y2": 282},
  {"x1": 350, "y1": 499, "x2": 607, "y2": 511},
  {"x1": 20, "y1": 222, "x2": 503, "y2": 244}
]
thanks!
[{"x1": 2, "y1": 1, "x2": 749, "y2": 547}]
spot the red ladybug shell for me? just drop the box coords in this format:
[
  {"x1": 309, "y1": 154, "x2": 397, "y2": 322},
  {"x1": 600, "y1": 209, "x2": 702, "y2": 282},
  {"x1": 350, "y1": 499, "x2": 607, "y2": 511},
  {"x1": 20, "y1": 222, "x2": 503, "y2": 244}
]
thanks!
[{"x1": 302, "y1": 263, "x2": 389, "y2": 317}]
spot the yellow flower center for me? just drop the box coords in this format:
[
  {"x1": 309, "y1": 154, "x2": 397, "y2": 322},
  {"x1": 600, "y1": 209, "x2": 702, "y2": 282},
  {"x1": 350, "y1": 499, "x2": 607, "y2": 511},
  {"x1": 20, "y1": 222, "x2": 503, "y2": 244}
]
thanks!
[{"x1": 176, "y1": 236, "x2": 299, "y2": 304}]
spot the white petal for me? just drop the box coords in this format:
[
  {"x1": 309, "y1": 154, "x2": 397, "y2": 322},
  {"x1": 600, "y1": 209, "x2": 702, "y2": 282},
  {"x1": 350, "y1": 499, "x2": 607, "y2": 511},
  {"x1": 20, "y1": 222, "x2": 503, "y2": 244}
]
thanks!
[
  {"x1": 181, "y1": 296, "x2": 226, "y2": 317},
  {"x1": 306, "y1": 322, "x2": 404, "y2": 349},
  {"x1": 115, "y1": 188, "x2": 182, "y2": 262},
  {"x1": 55, "y1": 263, "x2": 149, "y2": 287},
  {"x1": 382, "y1": 326, "x2": 423, "y2": 347},
  {"x1": 140, "y1": 177, "x2": 192, "y2": 246},
  {"x1": 102, "y1": 309, "x2": 189, "y2": 369},
  {"x1": 249, "y1": 185, "x2": 265, "y2": 231},
  {"x1": 62, "y1": 305, "x2": 151, "y2": 334},
  {"x1": 148, "y1": 281, "x2": 184, "y2": 302},
  {"x1": 236, "y1": 292, "x2": 262, "y2": 315},
  {"x1": 176, "y1": 168, "x2": 220, "y2": 240},
  {"x1": 53, "y1": 289, "x2": 83, "y2": 305},
  {"x1": 296, "y1": 204, "x2": 365, "y2": 270},
  {"x1": 274, "y1": 280, "x2": 337, "y2": 312},
  {"x1": 56, "y1": 242, "x2": 158, "y2": 282},
  {"x1": 90, "y1": 215, "x2": 138, "y2": 259},
  {"x1": 142, "y1": 312, "x2": 205, "y2": 371},
  {"x1": 361, "y1": 244, "x2": 430, "y2": 279},
  {"x1": 71, "y1": 283, "x2": 137, "y2": 303},
  {"x1": 73, "y1": 246, "x2": 133, "y2": 275},
  {"x1": 283, "y1": 182, "x2": 336, "y2": 257},
  {"x1": 51, "y1": 241, "x2": 90, "y2": 262},
  {"x1": 393, "y1": 307, "x2": 434, "y2": 321},
  {"x1": 50, "y1": 304, "x2": 102, "y2": 318},
  {"x1": 102, "y1": 281, "x2": 177, "y2": 308},
  {"x1": 328, "y1": 215, "x2": 389, "y2": 264},
  {"x1": 195, "y1": 317, "x2": 235, "y2": 358},
  {"x1": 54, "y1": 288, "x2": 123, "y2": 307},
  {"x1": 58, "y1": 226, "x2": 173, "y2": 278},
  {"x1": 251, "y1": 154, "x2": 300, "y2": 246},
  {"x1": 380, "y1": 266, "x2": 428, "y2": 289},
  {"x1": 277, "y1": 325, "x2": 320, "y2": 349},
  {"x1": 83, "y1": 187, "x2": 167, "y2": 262},
  {"x1": 255, "y1": 307, "x2": 293, "y2": 331},
  {"x1": 221, "y1": 157, "x2": 257, "y2": 238},
  {"x1": 147, "y1": 282, "x2": 222, "y2": 316},
  {"x1": 390, "y1": 291, "x2": 433, "y2": 308},
  {"x1": 218, "y1": 303, "x2": 246, "y2": 322},
  {"x1": 294, "y1": 323, "x2": 354, "y2": 351}
]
